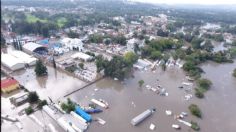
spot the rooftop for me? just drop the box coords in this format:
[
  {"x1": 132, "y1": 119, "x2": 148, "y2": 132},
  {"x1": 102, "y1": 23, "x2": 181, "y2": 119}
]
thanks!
[{"x1": 1, "y1": 78, "x2": 19, "y2": 88}]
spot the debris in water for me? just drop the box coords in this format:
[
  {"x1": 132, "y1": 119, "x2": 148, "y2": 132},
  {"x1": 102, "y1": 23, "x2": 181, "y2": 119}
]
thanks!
[{"x1": 149, "y1": 123, "x2": 155, "y2": 130}]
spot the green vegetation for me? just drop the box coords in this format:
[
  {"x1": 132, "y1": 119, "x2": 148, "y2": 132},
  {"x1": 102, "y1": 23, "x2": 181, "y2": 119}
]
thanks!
[
  {"x1": 65, "y1": 65, "x2": 77, "y2": 73},
  {"x1": 25, "y1": 106, "x2": 34, "y2": 115},
  {"x1": 233, "y1": 68, "x2": 236, "y2": 78},
  {"x1": 26, "y1": 14, "x2": 47, "y2": 23},
  {"x1": 37, "y1": 100, "x2": 48, "y2": 109},
  {"x1": 60, "y1": 98, "x2": 76, "y2": 113},
  {"x1": 189, "y1": 104, "x2": 202, "y2": 118},
  {"x1": 67, "y1": 30, "x2": 79, "y2": 38},
  {"x1": 194, "y1": 78, "x2": 212, "y2": 98},
  {"x1": 56, "y1": 17, "x2": 67, "y2": 28},
  {"x1": 96, "y1": 54, "x2": 137, "y2": 80},
  {"x1": 191, "y1": 121, "x2": 200, "y2": 131},
  {"x1": 229, "y1": 47, "x2": 236, "y2": 58},
  {"x1": 124, "y1": 52, "x2": 138, "y2": 66},
  {"x1": 28, "y1": 91, "x2": 39, "y2": 103},
  {"x1": 78, "y1": 63, "x2": 84, "y2": 69},
  {"x1": 141, "y1": 38, "x2": 182, "y2": 60},
  {"x1": 138, "y1": 80, "x2": 144, "y2": 87},
  {"x1": 195, "y1": 88, "x2": 204, "y2": 98},
  {"x1": 85, "y1": 51, "x2": 95, "y2": 57},
  {"x1": 197, "y1": 78, "x2": 212, "y2": 91},
  {"x1": 35, "y1": 60, "x2": 48, "y2": 76}
]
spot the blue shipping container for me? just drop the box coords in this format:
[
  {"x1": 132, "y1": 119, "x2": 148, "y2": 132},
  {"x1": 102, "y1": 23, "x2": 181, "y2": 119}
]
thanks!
[
  {"x1": 85, "y1": 108, "x2": 103, "y2": 114},
  {"x1": 75, "y1": 106, "x2": 92, "y2": 122}
]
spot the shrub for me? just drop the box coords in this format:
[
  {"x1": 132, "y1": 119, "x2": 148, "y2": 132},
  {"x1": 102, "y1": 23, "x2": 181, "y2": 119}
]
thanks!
[
  {"x1": 191, "y1": 121, "x2": 200, "y2": 131},
  {"x1": 195, "y1": 88, "x2": 204, "y2": 98},
  {"x1": 138, "y1": 80, "x2": 144, "y2": 87},
  {"x1": 25, "y1": 106, "x2": 34, "y2": 115},
  {"x1": 189, "y1": 104, "x2": 202, "y2": 118},
  {"x1": 60, "y1": 98, "x2": 76, "y2": 113},
  {"x1": 197, "y1": 78, "x2": 212, "y2": 91}
]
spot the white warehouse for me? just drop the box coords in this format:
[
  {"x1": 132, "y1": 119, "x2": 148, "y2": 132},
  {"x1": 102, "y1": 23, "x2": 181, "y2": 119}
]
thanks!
[
  {"x1": 9, "y1": 51, "x2": 38, "y2": 66},
  {"x1": 1, "y1": 53, "x2": 25, "y2": 71}
]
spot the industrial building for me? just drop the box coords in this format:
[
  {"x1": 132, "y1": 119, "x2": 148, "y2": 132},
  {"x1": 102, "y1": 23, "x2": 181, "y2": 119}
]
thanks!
[
  {"x1": 23, "y1": 42, "x2": 48, "y2": 54},
  {"x1": 1, "y1": 53, "x2": 25, "y2": 71},
  {"x1": 9, "y1": 51, "x2": 38, "y2": 66}
]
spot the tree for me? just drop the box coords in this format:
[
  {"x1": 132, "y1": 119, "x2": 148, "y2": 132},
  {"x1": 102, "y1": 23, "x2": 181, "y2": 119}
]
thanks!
[
  {"x1": 28, "y1": 91, "x2": 39, "y2": 103},
  {"x1": 37, "y1": 100, "x2": 48, "y2": 109},
  {"x1": 138, "y1": 80, "x2": 144, "y2": 87},
  {"x1": 150, "y1": 51, "x2": 162, "y2": 60},
  {"x1": 60, "y1": 98, "x2": 76, "y2": 113},
  {"x1": 189, "y1": 104, "x2": 202, "y2": 118},
  {"x1": 67, "y1": 30, "x2": 78, "y2": 38},
  {"x1": 202, "y1": 40, "x2": 214, "y2": 52},
  {"x1": 35, "y1": 60, "x2": 48, "y2": 76},
  {"x1": 79, "y1": 62, "x2": 84, "y2": 69},
  {"x1": 124, "y1": 52, "x2": 138, "y2": 66}
]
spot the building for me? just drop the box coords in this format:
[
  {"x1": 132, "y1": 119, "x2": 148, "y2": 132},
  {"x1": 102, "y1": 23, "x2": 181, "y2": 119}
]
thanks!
[
  {"x1": 1, "y1": 78, "x2": 20, "y2": 93},
  {"x1": 1, "y1": 53, "x2": 25, "y2": 71},
  {"x1": 71, "y1": 52, "x2": 93, "y2": 62},
  {"x1": 9, "y1": 51, "x2": 38, "y2": 66},
  {"x1": 23, "y1": 42, "x2": 48, "y2": 54},
  {"x1": 61, "y1": 38, "x2": 84, "y2": 51}
]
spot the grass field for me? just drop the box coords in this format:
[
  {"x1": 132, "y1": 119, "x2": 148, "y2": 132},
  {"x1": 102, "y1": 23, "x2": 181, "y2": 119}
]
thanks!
[
  {"x1": 26, "y1": 14, "x2": 48, "y2": 23},
  {"x1": 56, "y1": 17, "x2": 67, "y2": 28}
]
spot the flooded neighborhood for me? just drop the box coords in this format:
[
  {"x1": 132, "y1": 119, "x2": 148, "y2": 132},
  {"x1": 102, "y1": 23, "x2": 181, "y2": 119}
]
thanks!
[{"x1": 1, "y1": 0, "x2": 236, "y2": 132}]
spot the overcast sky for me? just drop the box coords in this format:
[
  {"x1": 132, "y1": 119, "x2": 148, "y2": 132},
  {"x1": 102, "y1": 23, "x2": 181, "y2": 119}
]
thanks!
[{"x1": 132, "y1": 0, "x2": 236, "y2": 5}]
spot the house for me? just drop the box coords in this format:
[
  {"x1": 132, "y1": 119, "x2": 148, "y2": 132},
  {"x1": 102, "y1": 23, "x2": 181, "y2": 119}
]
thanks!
[
  {"x1": 1, "y1": 78, "x2": 20, "y2": 93},
  {"x1": 71, "y1": 52, "x2": 93, "y2": 62}
]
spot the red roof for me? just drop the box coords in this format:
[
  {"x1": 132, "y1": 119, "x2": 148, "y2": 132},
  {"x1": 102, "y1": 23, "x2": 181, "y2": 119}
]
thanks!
[{"x1": 1, "y1": 78, "x2": 19, "y2": 89}]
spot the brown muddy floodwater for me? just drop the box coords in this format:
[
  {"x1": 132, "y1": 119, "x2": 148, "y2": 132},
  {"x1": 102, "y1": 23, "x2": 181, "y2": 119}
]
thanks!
[
  {"x1": 3, "y1": 58, "x2": 236, "y2": 132},
  {"x1": 11, "y1": 66, "x2": 86, "y2": 101},
  {"x1": 66, "y1": 61, "x2": 236, "y2": 132}
]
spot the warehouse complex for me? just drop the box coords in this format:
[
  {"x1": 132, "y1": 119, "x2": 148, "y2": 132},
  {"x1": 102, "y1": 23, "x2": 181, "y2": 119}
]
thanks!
[{"x1": 1, "y1": 51, "x2": 38, "y2": 71}]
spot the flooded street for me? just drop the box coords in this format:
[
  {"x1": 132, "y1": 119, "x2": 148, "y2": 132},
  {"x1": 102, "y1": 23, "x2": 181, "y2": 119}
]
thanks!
[{"x1": 11, "y1": 66, "x2": 86, "y2": 101}]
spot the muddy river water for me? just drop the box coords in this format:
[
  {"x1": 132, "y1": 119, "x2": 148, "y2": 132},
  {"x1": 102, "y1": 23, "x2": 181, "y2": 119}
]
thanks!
[{"x1": 2, "y1": 58, "x2": 236, "y2": 132}]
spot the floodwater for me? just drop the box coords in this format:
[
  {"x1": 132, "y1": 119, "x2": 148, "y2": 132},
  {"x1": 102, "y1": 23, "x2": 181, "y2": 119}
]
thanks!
[
  {"x1": 66, "y1": 61, "x2": 236, "y2": 132},
  {"x1": 2, "y1": 47, "x2": 236, "y2": 132},
  {"x1": 10, "y1": 66, "x2": 87, "y2": 101}
]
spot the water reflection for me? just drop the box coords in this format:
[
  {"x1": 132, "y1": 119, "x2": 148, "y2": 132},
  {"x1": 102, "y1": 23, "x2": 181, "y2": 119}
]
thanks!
[
  {"x1": 36, "y1": 75, "x2": 48, "y2": 88},
  {"x1": 96, "y1": 78, "x2": 124, "y2": 92}
]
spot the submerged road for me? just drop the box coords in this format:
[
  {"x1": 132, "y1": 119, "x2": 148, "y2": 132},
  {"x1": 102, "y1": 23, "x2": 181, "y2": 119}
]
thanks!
[{"x1": 63, "y1": 76, "x2": 105, "y2": 97}]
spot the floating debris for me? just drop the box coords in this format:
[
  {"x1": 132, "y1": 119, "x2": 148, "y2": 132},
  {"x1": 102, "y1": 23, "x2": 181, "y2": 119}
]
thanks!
[
  {"x1": 165, "y1": 110, "x2": 172, "y2": 116},
  {"x1": 172, "y1": 124, "x2": 181, "y2": 130},
  {"x1": 96, "y1": 117, "x2": 106, "y2": 125},
  {"x1": 149, "y1": 123, "x2": 155, "y2": 130}
]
